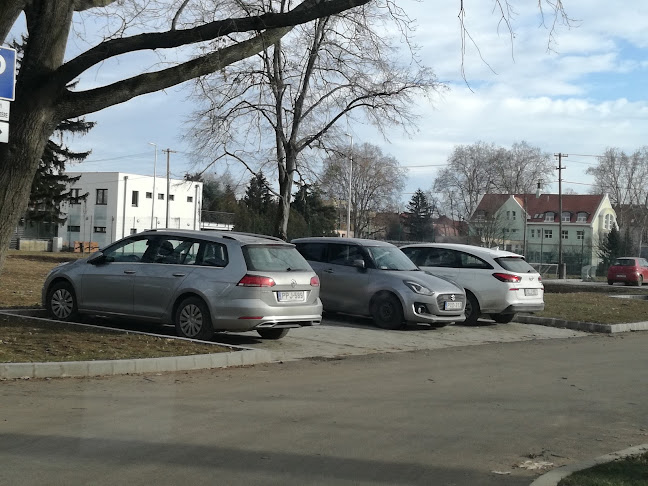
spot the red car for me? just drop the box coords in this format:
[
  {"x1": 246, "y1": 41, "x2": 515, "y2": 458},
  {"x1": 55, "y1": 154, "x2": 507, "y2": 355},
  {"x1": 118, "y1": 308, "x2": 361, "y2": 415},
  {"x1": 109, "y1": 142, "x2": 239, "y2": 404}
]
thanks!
[{"x1": 607, "y1": 257, "x2": 648, "y2": 286}]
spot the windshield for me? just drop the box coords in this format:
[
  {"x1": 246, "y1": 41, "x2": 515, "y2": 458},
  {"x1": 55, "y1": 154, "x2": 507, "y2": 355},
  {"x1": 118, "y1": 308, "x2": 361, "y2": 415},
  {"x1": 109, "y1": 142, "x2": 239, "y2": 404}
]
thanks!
[
  {"x1": 243, "y1": 245, "x2": 312, "y2": 272},
  {"x1": 366, "y1": 246, "x2": 419, "y2": 271},
  {"x1": 495, "y1": 256, "x2": 537, "y2": 273}
]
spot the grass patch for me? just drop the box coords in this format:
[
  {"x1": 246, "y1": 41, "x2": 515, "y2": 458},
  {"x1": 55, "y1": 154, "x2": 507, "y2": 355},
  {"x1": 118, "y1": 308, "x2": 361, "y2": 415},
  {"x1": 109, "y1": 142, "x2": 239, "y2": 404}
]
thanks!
[
  {"x1": 537, "y1": 293, "x2": 648, "y2": 324},
  {"x1": 558, "y1": 452, "x2": 648, "y2": 485}
]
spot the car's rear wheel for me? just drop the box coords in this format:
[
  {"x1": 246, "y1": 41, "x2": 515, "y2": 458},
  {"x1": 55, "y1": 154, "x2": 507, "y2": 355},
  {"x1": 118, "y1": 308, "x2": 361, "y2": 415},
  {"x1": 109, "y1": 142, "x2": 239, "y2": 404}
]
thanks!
[
  {"x1": 492, "y1": 313, "x2": 516, "y2": 324},
  {"x1": 46, "y1": 281, "x2": 78, "y2": 321},
  {"x1": 607, "y1": 279, "x2": 614, "y2": 285},
  {"x1": 636, "y1": 275, "x2": 643, "y2": 287},
  {"x1": 175, "y1": 297, "x2": 214, "y2": 341},
  {"x1": 257, "y1": 329, "x2": 289, "y2": 340},
  {"x1": 371, "y1": 293, "x2": 405, "y2": 330},
  {"x1": 463, "y1": 292, "x2": 481, "y2": 326}
]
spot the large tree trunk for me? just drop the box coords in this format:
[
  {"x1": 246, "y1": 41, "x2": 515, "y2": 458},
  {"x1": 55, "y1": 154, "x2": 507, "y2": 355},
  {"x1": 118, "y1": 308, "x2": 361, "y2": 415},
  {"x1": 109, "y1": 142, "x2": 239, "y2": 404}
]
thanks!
[{"x1": 275, "y1": 149, "x2": 297, "y2": 241}]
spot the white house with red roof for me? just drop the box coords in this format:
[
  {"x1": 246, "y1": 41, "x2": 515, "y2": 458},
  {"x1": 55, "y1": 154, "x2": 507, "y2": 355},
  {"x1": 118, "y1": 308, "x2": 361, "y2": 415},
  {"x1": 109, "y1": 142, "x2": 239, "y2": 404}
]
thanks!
[{"x1": 470, "y1": 193, "x2": 617, "y2": 272}]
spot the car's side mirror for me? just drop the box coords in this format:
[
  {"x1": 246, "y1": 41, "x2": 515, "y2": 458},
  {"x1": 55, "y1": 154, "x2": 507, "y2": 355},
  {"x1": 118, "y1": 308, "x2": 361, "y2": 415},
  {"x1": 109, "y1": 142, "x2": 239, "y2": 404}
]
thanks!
[
  {"x1": 88, "y1": 252, "x2": 107, "y2": 265},
  {"x1": 352, "y1": 259, "x2": 366, "y2": 270}
]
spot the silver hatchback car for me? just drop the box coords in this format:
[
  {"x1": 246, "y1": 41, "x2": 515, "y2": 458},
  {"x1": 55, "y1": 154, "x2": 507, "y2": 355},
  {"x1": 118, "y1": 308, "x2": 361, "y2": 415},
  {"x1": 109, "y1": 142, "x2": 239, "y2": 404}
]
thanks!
[
  {"x1": 42, "y1": 230, "x2": 322, "y2": 340},
  {"x1": 292, "y1": 237, "x2": 466, "y2": 329}
]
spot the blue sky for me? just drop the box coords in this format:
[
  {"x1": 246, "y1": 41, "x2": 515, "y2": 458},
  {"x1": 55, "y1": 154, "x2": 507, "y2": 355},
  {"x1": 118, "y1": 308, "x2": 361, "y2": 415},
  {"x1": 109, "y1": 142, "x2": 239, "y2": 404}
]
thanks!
[{"x1": 9, "y1": 0, "x2": 648, "y2": 203}]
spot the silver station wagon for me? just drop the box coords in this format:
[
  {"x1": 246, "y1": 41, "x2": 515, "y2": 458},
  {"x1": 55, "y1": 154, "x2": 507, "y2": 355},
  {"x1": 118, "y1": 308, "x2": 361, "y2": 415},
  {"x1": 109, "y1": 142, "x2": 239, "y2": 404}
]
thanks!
[
  {"x1": 42, "y1": 230, "x2": 323, "y2": 340},
  {"x1": 292, "y1": 237, "x2": 466, "y2": 329}
]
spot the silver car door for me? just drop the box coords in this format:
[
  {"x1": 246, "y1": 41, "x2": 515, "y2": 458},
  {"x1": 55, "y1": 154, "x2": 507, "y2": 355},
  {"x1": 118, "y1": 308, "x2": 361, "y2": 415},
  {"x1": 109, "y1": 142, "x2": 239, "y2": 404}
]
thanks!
[{"x1": 320, "y1": 244, "x2": 370, "y2": 313}]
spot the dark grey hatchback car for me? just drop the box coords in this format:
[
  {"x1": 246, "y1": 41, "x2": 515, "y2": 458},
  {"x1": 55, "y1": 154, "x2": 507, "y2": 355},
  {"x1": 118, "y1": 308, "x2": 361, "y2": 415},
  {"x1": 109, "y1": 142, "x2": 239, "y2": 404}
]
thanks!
[{"x1": 42, "y1": 230, "x2": 322, "y2": 340}]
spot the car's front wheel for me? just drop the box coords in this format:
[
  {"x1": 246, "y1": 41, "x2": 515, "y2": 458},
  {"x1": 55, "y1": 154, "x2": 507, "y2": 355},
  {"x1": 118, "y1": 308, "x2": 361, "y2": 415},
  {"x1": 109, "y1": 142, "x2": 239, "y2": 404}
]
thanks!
[
  {"x1": 463, "y1": 292, "x2": 481, "y2": 326},
  {"x1": 175, "y1": 297, "x2": 214, "y2": 341},
  {"x1": 257, "y1": 329, "x2": 289, "y2": 340},
  {"x1": 371, "y1": 293, "x2": 405, "y2": 330},
  {"x1": 46, "y1": 281, "x2": 79, "y2": 321}
]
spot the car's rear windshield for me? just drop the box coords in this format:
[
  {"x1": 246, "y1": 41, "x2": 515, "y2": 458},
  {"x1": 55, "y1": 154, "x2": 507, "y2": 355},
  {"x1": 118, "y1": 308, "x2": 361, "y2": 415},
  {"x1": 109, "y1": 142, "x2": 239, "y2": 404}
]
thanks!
[
  {"x1": 495, "y1": 256, "x2": 537, "y2": 273},
  {"x1": 613, "y1": 258, "x2": 636, "y2": 267},
  {"x1": 243, "y1": 245, "x2": 312, "y2": 272}
]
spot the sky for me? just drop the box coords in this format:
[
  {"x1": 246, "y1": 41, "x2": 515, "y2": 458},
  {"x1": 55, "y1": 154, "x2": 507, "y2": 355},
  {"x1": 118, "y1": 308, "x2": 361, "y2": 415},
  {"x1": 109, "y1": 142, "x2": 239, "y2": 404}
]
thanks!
[{"x1": 9, "y1": 0, "x2": 648, "y2": 204}]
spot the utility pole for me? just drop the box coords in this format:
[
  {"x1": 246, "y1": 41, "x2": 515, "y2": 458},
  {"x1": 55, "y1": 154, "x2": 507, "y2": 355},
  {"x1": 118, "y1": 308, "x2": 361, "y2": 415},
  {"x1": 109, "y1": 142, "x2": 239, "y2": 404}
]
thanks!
[
  {"x1": 555, "y1": 153, "x2": 568, "y2": 279},
  {"x1": 162, "y1": 149, "x2": 177, "y2": 228}
]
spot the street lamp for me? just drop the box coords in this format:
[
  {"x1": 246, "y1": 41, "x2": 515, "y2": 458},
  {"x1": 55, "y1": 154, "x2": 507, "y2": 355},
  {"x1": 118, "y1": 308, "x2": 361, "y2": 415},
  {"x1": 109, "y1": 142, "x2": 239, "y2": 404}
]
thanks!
[
  {"x1": 345, "y1": 133, "x2": 353, "y2": 238},
  {"x1": 148, "y1": 142, "x2": 157, "y2": 229}
]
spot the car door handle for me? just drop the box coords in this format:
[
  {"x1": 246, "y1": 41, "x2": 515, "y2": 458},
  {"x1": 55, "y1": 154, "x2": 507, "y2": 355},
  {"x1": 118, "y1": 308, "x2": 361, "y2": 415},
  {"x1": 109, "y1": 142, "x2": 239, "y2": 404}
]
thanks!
[
  {"x1": 172, "y1": 273, "x2": 186, "y2": 277},
  {"x1": 323, "y1": 269, "x2": 334, "y2": 273},
  {"x1": 123, "y1": 270, "x2": 136, "y2": 274}
]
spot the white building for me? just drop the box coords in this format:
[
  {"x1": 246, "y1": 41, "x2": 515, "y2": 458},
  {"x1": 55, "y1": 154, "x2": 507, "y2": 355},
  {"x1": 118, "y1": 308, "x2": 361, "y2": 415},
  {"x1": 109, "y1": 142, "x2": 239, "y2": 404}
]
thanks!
[{"x1": 61, "y1": 172, "x2": 203, "y2": 249}]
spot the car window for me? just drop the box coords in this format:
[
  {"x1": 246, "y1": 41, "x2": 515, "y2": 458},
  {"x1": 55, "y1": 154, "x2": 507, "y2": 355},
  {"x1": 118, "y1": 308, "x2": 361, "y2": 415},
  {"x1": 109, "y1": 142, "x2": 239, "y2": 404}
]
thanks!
[
  {"x1": 198, "y1": 241, "x2": 228, "y2": 267},
  {"x1": 400, "y1": 247, "x2": 424, "y2": 266},
  {"x1": 641, "y1": 259, "x2": 648, "y2": 267},
  {"x1": 613, "y1": 258, "x2": 635, "y2": 267},
  {"x1": 495, "y1": 256, "x2": 536, "y2": 273},
  {"x1": 365, "y1": 246, "x2": 418, "y2": 271},
  {"x1": 458, "y1": 252, "x2": 492, "y2": 269},
  {"x1": 296, "y1": 242, "x2": 327, "y2": 262},
  {"x1": 328, "y1": 244, "x2": 364, "y2": 266},
  {"x1": 243, "y1": 245, "x2": 311, "y2": 271},
  {"x1": 104, "y1": 237, "x2": 149, "y2": 262}
]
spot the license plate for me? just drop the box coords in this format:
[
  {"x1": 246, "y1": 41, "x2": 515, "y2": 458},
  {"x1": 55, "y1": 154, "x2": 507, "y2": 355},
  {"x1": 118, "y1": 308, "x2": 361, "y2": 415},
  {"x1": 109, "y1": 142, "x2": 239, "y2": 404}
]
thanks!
[
  {"x1": 616, "y1": 274, "x2": 626, "y2": 278},
  {"x1": 277, "y1": 291, "x2": 305, "y2": 302},
  {"x1": 524, "y1": 288, "x2": 539, "y2": 296},
  {"x1": 444, "y1": 301, "x2": 463, "y2": 310}
]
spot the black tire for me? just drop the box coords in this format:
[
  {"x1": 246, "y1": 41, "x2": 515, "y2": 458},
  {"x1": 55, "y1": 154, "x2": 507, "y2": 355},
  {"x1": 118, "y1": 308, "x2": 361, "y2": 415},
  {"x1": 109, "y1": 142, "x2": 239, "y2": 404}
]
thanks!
[
  {"x1": 371, "y1": 293, "x2": 405, "y2": 330},
  {"x1": 636, "y1": 275, "x2": 643, "y2": 287},
  {"x1": 175, "y1": 297, "x2": 214, "y2": 341},
  {"x1": 607, "y1": 280, "x2": 614, "y2": 285},
  {"x1": 257, "y1": 329, "x2": 289, "y2": 340},
  {"x1": 463, "y1": 292, "x2": 481, "y2": 326},
  {"x1": 46, "y1": 281, "x2": 79, "y2": 321},
  {"x1": 492, "y1": 313, "x2": 516, "y2": 324}
]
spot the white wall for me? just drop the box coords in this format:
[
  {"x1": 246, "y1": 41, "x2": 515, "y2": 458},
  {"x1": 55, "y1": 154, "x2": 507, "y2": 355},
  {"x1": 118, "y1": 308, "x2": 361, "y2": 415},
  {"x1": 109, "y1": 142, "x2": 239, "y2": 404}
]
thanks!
[{"x1": 61, "y1": 172, "x2": 202, "y2": 249}]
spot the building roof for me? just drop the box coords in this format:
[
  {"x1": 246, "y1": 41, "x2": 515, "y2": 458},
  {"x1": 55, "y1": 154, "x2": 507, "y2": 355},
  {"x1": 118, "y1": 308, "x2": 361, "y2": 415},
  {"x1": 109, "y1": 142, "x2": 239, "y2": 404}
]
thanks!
[{"x1": 473, "y1": 193, "x2": 608, "y2": 224}]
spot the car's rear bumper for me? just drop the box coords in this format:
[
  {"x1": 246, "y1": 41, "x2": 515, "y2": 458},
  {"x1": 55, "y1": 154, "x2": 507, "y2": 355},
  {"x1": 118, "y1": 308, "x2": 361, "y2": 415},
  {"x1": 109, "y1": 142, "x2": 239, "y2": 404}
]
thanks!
[
  {"x1": 502, "y1": 303, "x2": 545, "y2": 313},
  {"x1": 210, "y1": 299, "x2": 323, "y2": 331}
]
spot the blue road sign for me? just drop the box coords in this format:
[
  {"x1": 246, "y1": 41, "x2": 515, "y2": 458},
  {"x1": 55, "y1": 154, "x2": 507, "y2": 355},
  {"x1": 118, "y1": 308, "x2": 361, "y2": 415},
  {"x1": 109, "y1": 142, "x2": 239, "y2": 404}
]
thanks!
[{"x1": 0, "y1": 47, "x2": 17, "y2": 101}]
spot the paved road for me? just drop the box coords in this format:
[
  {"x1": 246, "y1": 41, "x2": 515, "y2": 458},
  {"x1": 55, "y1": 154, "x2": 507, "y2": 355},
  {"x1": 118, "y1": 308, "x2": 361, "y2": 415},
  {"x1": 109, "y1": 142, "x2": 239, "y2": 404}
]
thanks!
[{"x1": 1, "y1": 330, "x2": 647, "y2": 485}]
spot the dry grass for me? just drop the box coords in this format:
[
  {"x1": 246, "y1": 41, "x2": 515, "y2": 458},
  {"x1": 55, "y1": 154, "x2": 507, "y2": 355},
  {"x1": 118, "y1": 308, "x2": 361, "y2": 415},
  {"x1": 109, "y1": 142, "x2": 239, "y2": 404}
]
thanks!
[
  {"x1": 0, "y1": 251, "x2": 230, "y2": 362},
  {"x1": 537, "y1": 293, "x2": 648, "y2": 324}
]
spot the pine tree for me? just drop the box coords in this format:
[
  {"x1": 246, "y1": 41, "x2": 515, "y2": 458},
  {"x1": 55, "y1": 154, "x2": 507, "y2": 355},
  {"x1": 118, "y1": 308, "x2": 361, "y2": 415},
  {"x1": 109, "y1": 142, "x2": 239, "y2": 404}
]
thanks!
[
  {"x1": 243, "y1": 172, "x2": 273, "y2": 214},
  {"x1": 405, "y1": 189, "x2": 433, "y2": 241},
  {"x1": 292, "y1": 183, "x2": 337, "y2": 236}
]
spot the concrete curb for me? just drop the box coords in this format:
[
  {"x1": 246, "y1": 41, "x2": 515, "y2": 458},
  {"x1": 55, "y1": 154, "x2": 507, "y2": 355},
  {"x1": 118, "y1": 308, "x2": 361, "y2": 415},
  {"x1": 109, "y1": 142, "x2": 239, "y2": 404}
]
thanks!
[
  {"x1": 517, "y1": 314, "x2": 648, "y2": 333},
  {"x1": 530, "y1": 443, "x2": 648, "y2": 486}
]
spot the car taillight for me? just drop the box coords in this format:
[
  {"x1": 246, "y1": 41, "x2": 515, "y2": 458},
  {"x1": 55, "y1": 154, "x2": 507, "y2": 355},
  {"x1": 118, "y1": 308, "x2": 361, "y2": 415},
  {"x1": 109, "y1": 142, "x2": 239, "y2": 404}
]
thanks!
[
  {"x1": 310, "y1": 276, "x2": 320, "y2": 287},
  {"x1": 237, "y1": 275, "x2": 276, "y2": 287},
  {"x1": 492, "y1": 273, "x2": 522, "y2": 283}
]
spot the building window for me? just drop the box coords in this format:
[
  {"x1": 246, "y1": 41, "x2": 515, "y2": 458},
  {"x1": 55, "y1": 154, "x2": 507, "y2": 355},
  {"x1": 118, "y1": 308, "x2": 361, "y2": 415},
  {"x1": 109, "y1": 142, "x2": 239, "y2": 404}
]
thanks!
[
  {"x1": 511, "y1": 211, "x2": 516, "y2": 220},
  {"x1": 577, "y1": 212, "x2": 587, "y2": 223},
  {"x1": 69, "y1": 188, "x2": 81, "y2": 205},
  {"x1": 146, "y1": 192, "x2": 152, "y2": 199},
  {"x1": 562, "y1": 211, "x2": 570, "y2": 222},
  {"x1": 130, "y1": 228, "x2": 137, "y2": 235},
  {"x1": 530, "y1": 229, "x2": 536, "y2": 238},
  {"x1": 604, "y1": 214, "x2": 614, "y2": 230},
  {"x1": 511, "y1": 228, "x2": 518, "y2": 234},
  {"x1": 96, "y1": 189, "x2": 107, "y2": 205},
  {"x1": 158, "y1": 194, "x2": 164, "y2": 200},
  {"x1": 562, "y1": 230, "x2": 568, "y2": 239},
  {"x1": 169, "y1": 194, "x2": 175, "y2": 201},
  {"x1": 544, "y1": 229, "x2": 553, "y2": 239},
  {"x1": 544, "y1": 212, "x2": 554, "y2": 222},
  {"x1": 577, "y1": 230, "x2": 584, "y2": 240},
  {"x1": 94, "y1": 226, "x2": 107, "y2": 233},
  {"x1": 187, "y1": 196, "x2": 193, "y2": 203},
  {"x1": 132, "y1": 191, "x2": 139, "y2": 207},
  {"x1": 68, "y1": 225, "x2": 80, "y2": 232}
]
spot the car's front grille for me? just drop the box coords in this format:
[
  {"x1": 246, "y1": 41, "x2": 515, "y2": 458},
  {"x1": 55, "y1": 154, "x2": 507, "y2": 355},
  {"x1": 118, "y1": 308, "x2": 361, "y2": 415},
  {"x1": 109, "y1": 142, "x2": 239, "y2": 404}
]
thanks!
[{"x1": 436, "y1": 293, "x2": 465, "y2": 309}]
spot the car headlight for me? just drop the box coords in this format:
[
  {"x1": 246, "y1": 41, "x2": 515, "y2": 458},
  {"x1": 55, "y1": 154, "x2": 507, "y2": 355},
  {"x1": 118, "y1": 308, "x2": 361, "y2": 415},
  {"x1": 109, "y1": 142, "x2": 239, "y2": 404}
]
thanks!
[{"x1": 404, "y1": 281, "x2": 435, "y2": 296}]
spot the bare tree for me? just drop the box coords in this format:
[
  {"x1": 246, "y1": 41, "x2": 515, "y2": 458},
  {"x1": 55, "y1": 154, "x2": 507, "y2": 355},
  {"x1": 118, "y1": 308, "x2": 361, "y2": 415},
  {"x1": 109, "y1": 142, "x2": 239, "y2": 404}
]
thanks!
[
  {"x1": 0, "y1": 0, "x2": 371, "y2": 273},
  {"x1": 187, "y1": 0, "x2": 439, "y2": 239},
  {"x1": 433, "y1": 141, "x2": 554, "y2": 221},
  {"x1": 319, "y1": 142, "x2": 405, "y2": 238}
]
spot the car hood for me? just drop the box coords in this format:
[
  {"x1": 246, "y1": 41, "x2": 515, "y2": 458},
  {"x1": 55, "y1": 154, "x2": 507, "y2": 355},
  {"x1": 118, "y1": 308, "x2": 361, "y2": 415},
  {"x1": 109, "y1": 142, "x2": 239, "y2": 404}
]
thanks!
[{"x1": 382, "y1": 269, "x2": 464, "y2": 294}]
